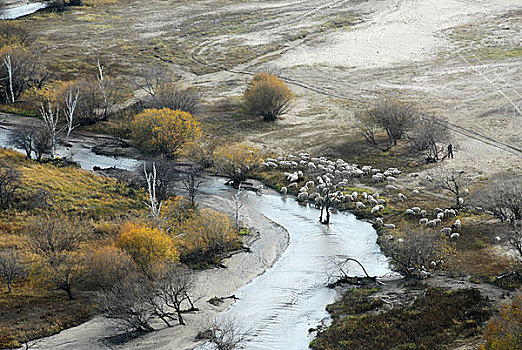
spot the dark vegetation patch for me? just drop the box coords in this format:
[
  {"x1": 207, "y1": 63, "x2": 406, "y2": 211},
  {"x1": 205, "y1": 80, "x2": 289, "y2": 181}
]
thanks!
[{"x1": 311, "y1": 288, "x2": 491, "y2": 350}]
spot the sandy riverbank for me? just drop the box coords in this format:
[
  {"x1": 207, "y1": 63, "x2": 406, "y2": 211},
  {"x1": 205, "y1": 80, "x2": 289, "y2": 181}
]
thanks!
[{"x1": 23, "y1": 190, "x2": 289, "y2": 350}]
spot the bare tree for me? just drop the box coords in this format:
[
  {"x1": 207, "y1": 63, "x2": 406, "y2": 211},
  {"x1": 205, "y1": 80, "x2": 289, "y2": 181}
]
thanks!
[
  {"x1": 406, "y1": 114, "x2": 451, "y2": 162},
  {"x1": 154, "y1": 265, "x2": 197, "y2": 326},
  {"x1": 381, "y1": 230, "x2": 455, "y2": 278},
  {"x1": 96, "y1": 272, "x2": 155, "y2": 333},
  {"x1": 32, "y1": 128, "x2": 52, "y2": 162},
  {"x1": 354, "y1": 109, "x2": 382, "y2": 149},
  {"x1": 433, "y1": 169, "x2": 471, "y2": 208},
  {"x1": 8, "y1": 126, "x2": 35, "y2": 159},
  {"x1": 0, "y1": 248, "x2": 25, "y2": 293},
  {"x1": 179, "y1": 165, "x2": 203, "y2": 208},
  {"x1": 143, "y1": 162, "x2": 164, "y2": 228},
  {"x1": 63, "y1": 87, "x2": 79, "y2": 143},
  {"x1": 40, "y1": 100, "x2": 60, "y2": 158},
  {"x1": 0, "y1": 161, "x2": 21, "y2": 208},
  {"x1": 26, "y1": 213, "x2": 85, "y2": 257},
  {"x1": 319, "y1": 182, "x2": 345, "y2": 225},
  {"x1": 471, "y1": 173, "x2": 522, "y2": 224},
  {"x1": 208, "y1": 316, "x2": 248, "y2": 350},
  {"x1": 134, "y1": 66, "x2": 169, "y2": 101},
  {"x1": 143, "y1": 158, "x2": 179, "y2": 202},
  {"x1": 0, "y1": 46, "x2": 39, "y2": 103}
]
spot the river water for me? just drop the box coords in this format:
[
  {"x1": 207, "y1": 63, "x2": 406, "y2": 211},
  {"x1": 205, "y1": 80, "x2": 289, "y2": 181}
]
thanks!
[
  {"x1": 0, "y1": 2, "x2": 46, "y2": 20},
  {"x1": 0, "y1": 125, "x2": 393, "y2": 349},
  {"x1": 201, "y1": 178, "x2": 394, "y2": 349}
]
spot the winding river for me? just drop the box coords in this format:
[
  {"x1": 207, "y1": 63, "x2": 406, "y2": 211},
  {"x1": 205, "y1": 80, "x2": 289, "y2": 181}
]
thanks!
[
  {"x1": 200, "y1": 178, "x2": 394, "y2": 349},
  {"x1": 0, "y1": 126, "x2": 394, "y2": 349}
]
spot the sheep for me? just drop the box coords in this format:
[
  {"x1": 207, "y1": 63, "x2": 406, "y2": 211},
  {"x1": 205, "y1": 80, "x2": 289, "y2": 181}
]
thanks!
[
  {"x1": 419, "y1": 218, "x2": 428, "y2": 225},
  {"x1": 434, "y1": 218, "x2": 442, "y2": 225},
  {"x1": 371, "y1": 205, "x2": 381, "y2": 214},
  {"x1": 377, "y1": 198, "x2": 386, "y2": 205},
  {"x1": 299, "y1": 160, "x2": 307, "y2": 167},
  {"x1": 411, "y1": 207, "x2": 421, "y2": 214},
  {"x1": 280, "y1": 187, "x2": 288, "y2": 195},
  {"x1": 308, "y1": 162, "x2": 317, "y2": 171},
  {"x1": 419, "y1": 270, "x2": 430, "y2": 279},
  {"x1": 362, "y1": 192, "x2": 368, "y2": 200},
  {"x1": 368, "y1": 198, "x2": 378, "y2": 206},
  {"x1": 309, "y1": 192, "x2": 318, "y2": 201},
  {"x1": 450, "y1": 232, "x2": 460, "y2": 239},
  {"x1": 373, "y1": 193, "x2": 380, "y2": 199},
  {"x1": 430, "y1": 261, "x2": 437, "y2": 268},
  {"x1": 287, "y1": 155, "x2": 295, "y2": 161},
  {"x1": 495, "y1": 236, "x2": 501, "y2": 242},
  {"x1": 398, "y1": 193, "x2": 406, "y2": 201},
  {"x1": 356, "y1": 202, "x2": 366, "y2": 209},
  {"x1": 420, "y1": 210, "x2": 427, "y2": 217},
  {"x1": 409, "y1": 173, "x2": 420, "y2": 178},
  {"x1": 427, "y1": 220, "x2": 437, "y2": 227},
  {"x1": 447, "y1": 209, "x2": 456, "y2": 217},
  {"x1": 288, "y1": 183, "x2": 298, "y2": 189},
  {"x1": 372, "y1": 174, "x2": 384, "y2": 182},
  {"x1": 299, "y1": 186, "x2": 308, "y2": 193},
  {"x1": 384, "y1": 224, "x2": 396, "y2": 229},
  {"x1": 297, "y1": 192, "x2": 308, "y2": 201},
  {"x1": 362, "y1": 165, "x2": 372, "y2": 174},
  {"x1": 412, "y1": 189, "x2": 420, "y2": 195},
  {"x1": 434, "y1": 208, "x2": 443, "y2": 214},
  {"x1": 440, "y1": 227, "x2": 452, "y2": 235},
  {"x1": 437, "y1": 212, "x2": 445, "y2": 220},
  {"x1": 305, "y1": 181, "x2": 315, "y2": 188},
  {"x1": 386, "y1": 176, "x2": 397, "y2": 182},
  {"x1": 371, "y1": 168, "x2": 381, "y2": 174},
  {"x1": 299, "y1": 153, "x2": 310, "y2": 160},
  {"x1": 386, "y1": 185, "x2": 398, "y2": 191},
  {"x1": 277, "y1": 156, "x2": 286, "y2": 161},
  {"x1": 266, "y1": 158, "x2": 277, "y2": 163},
  {"x1": 458, "y1": 197, "x2": 464, "y2": 205},
  {"x1": 297, "y1": 171, "x2": 303, "y2": 178},
  {"x1": 291, "y1": 161, "x2": 298, "y2": 167},
  {"x1": 397, "y1": 238, "x2": 404, "y2": 243},
  {"x1": 375, "y1": 218, "x2": 384, "y2": 227},
  {"x1": 311, "y1": 157, "x2": 319, "y2": 162},
  {"x1": 453, "y1": 219, "x2": 461, "y2": 231},
  {"x1": 406, "y1": 209, "x2": 415, "y2": 215}
]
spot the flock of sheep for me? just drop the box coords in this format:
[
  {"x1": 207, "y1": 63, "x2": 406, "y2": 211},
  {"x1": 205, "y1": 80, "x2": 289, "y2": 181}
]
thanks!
[{"x1": 262, "y1": 152, "x2": 464, "y2": 240}]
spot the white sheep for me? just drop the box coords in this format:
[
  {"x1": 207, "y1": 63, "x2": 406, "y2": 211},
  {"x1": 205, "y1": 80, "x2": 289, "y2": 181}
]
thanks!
[
  {"x1": 420, "y1": 210, "x2": 427, "y2": 217},
  {"x1": 434, "y1": 218, "x2": 442, "y2": 225},
  {"x1": 305, "y1": 180, "x2": 315, "y2": 188},
  {"x1": 371, "y1": 205, "x2": 381, "y2": 214},
  {"x1": 288, "y1": 183, "x2": 298, "y2": 189},
  {"x1": 386, "y1": 185, "x2": 398, "y2": 191},
  {"x1": 412, "y1": 190, "x2": 420, "y2": 195},
  {"x1": 384, "y1": 224, "x2": 396, "y2": 229},
  {"x1": 453, "y1": 219, "x2": 461, "y2": 231},
  {"x1": 372, "y1": 174, "x2": 384, "y2": 182},
  {"x1": 427, "y1": 220, "x2": 437, "y2": 227},
  {"x1": 368, "y1": 198, "x2": 378, "y2": 206},
  {"x1": 495, "y1": 236, "x2": 501, "y2": 242},
  {"x1": 440, "y1": 227, "x2": 452, "y2": 235},
  {"x1": 406, "y1": 209, "x2": 415, "y2": 215},
  {"x1": 398, "y1": 193, "x2": 406, "y2": 201},
  {"x1": 375, "y1": 218, "x2": 384, "y2": 227},
  {"x1": 308, "y1": 162, "x2": 317, "y2": 171},
  {"x1": 280, "y1": 187, "x2": 288, "y2": 195},
  {"x1": 297, "y1": 192, "x2": 308, "y2": 201},
  {"x1": 419, "y1": 218, "x2": 428, "y2": 225},
  {"x1": 437, "y1": 212, "x2": 444, "y2": 220},
  {"x1": 458, "y1": 197, "x2": 464, "y2": 205},
  {"x1": 267, "y1": 161, "x2": 278, "y2": 168},
  {"x1": 277, "y1": 156, "x2": 285, "y2": 161},
  {"x1": 373, "y1": 193, "x2": 380, "y2": 199},
  {"x1": 386, "y1": 176, "x2": 397, "y2": 182},
  {"x1": 430, "y1": 261, "x2": 437, "y2": 268},
  {"x1": 447, "y1": 209, "x2": 456, "y2": 217},
  {"x1": 356, "y1": 202, "x2": 366, "y2": 209},
  {"x1": 412, "y1": 207, "x2": 421, "y2": 214},
  {"x1": 377, "y1": 198, "x2": 386, "y2": 205},
  {"x1": 299, "y1": 186, "x2": 308, "y2": 193},
  {"x1": 409, "y1": 173, "x2": 420, "y2": 178},
  {"x1": 266, "y1": 158, "x2": 277, "y2": 163},
  {"x1": 434, "y1": 208, "x2": 443, "y2": 214},
  {"x1": 450, "y1": 232, "x2": 460, "y2": 239},
  {"x1": 362, "y1": 192, "x2": 368, "y2": 199}
]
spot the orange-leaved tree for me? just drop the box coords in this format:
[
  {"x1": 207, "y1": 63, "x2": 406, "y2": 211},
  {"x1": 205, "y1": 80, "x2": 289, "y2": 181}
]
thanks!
[
  {"x1": 213, "y1": 144, "x2": 262, "y2": 187},
  {"x1": 117, "y1": 222, "x2": 179, "y2": 269},
  {"x1": 480, "y1": 293, "x2": 522, "y2": 350},
  {"x1": 175, "y1": 209, "x2": 240, "y2": 264},
  {"x1": 243, "y1": 72, "x2": 294, "y2": 121},
  {"x1": 130, "y1": 108, "x2": 202, "y2": 158}
]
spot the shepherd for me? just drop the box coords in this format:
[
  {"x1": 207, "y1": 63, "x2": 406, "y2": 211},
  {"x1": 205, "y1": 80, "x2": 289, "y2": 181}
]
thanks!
[{"x1": 447, "y1": 143, "x2": 454, "y2": 159}]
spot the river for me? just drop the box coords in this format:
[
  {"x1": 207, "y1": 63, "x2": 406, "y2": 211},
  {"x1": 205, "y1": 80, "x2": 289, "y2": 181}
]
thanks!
[
  {"x1": 0, "y1": 124, "x2": 394, "y2": 349},
  {"x1": 200, "y1": 178, "x2": 394, "y2": 349}
]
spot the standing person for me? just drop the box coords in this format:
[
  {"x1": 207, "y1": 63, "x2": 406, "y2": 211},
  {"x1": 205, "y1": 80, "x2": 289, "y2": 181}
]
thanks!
[{"x1": 447, "y1": 143, "x2": 454, "y2": 159}]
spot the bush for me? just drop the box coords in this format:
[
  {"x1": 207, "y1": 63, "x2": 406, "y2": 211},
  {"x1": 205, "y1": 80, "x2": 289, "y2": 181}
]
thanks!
[
  {"x1": 480, "y1": 292, "x2": 522, "y2": 350},
  {"x1": 130, "y1": 108, "x2": 202, "y2": 158},
  {"x1": 176, "y1": 209, "x2": 240, "y2": 265},
  {"x1": 213, "y1": 144, "x2": 262, "y2": 187},
  {"x1": 243, "y1": 72, "x2": 294, "y2": 121},
  {"x1": 117, "y1": 222, "x2": 179, "y2": 269}
]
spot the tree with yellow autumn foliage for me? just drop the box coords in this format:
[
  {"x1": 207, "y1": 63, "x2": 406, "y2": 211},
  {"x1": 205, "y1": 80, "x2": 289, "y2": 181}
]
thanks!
[
  {"x1": 117, "y1": 222, "x2": 179, "y2": 269},
  {"x1": 480, "y1": 293, "x2": 522, "y2": 350},
  {"x1": 243, "y1": 72, "x2": 294, "y2": 121},
  {"x1": 131, "y1": 108, "x2": 202, "y2": 158},
  {"x1": 175, "y1": 209, "x2": 240, "y2": 264},
  {"x1": 213, "y1": 144, "x2": 262, "y2": 187}
]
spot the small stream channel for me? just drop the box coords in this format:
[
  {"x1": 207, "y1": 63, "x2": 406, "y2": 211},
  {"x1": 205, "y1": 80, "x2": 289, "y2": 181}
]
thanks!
[
  {"x1": 0, "y1": 126, "x2": 395, "y2": 349},
  {"x1": 200, "y1": 178, "x2": 394, "y2": 349}
]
